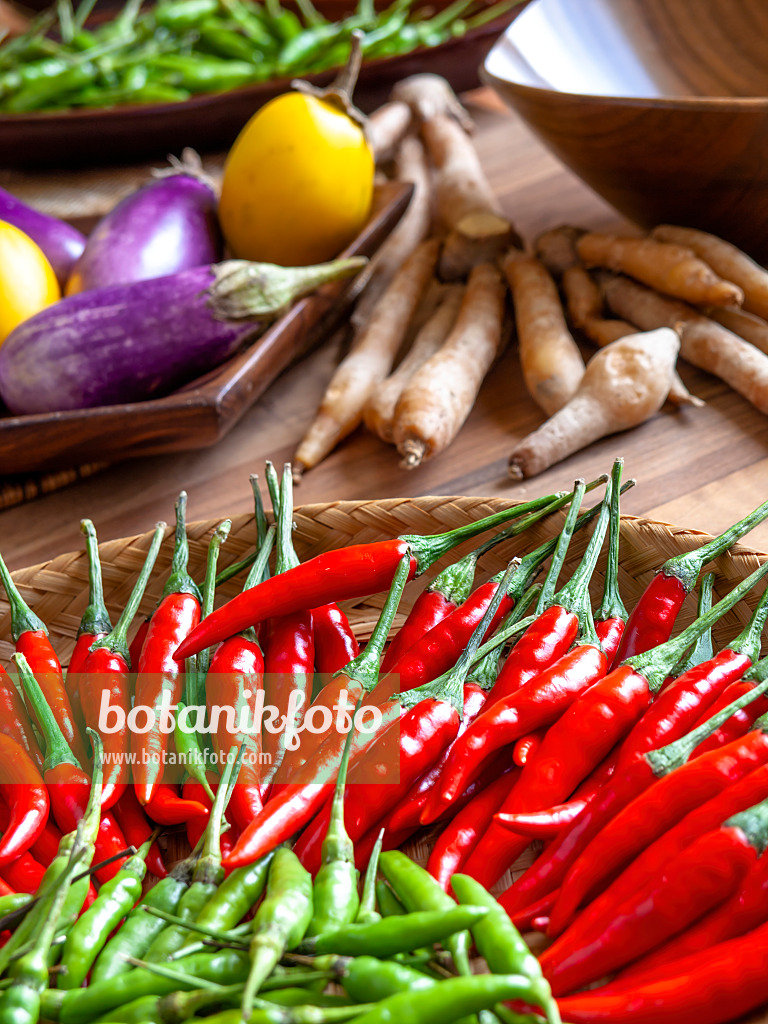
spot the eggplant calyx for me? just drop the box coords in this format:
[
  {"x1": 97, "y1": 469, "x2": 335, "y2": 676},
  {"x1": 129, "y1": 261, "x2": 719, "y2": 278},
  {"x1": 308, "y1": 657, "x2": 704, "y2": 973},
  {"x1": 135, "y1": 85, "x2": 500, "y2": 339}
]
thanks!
[
  {"x1": 291, "y1": 31, "x2": 367, "y2": 130},
  {"x1": 208, "y1": 257, "x2": 367, "y2": 321}
]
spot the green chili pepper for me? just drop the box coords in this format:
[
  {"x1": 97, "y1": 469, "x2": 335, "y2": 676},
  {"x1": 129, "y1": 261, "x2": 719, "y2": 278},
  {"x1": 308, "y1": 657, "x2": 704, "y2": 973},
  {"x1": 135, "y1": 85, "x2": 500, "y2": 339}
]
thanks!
[
  {"x1": 145, "y1": 744, "x2": 243, "y2": 962},
  {"x1": 260, "y1": 991, "x2": 354, "y2": 1009},
  {"x1": 0, "y1": 839, "x2": 90, "y2": 1024},
  {"x1": 374, "y1": 880, "x2": 405, "y2": 918},
  {"x1": 58, "y1": 836, "x2": 154, "y2": 990},
  {"x1": 355, "y1": 829, "x2": 384, "y2": 925},
  {"x1": 94, "y1": 995, "x2": 165, "y2": 1024},
  {"x1": 306, "y1": 700, "x2": 360, "y2": 936},
  {"x1": 332, "y1": 956, "x2": 437, "y2": 1003},
  {"x1": 154, "y1": 0, "x2": 221, "y2": 30},
  {"x1": 0, "y1": 733, "x2": 104, "y2": 977},
  {"x1": 90, "y1": 856, "x2": 195, "y2": 984},
  {"x1": 219, "y1": 0, "x2": 279, "y2": 53},
  {"x1": 351, "y1": 975, "x2": 545, "y2": 1024},
  {"x1": 198, "y1": 20, "x2": 263, "y2": 61},
  {"x1": 194, "y1": 850, "x2": 274, "y2": 936},
  {"x1": 153, "y1": 53, "x2": 266, "y2": 92},
  {"x1": 241, "y1": 848, "x2": 314, "y2": 1018},
  {"x1": 49, "y1": 949, "x2": 251, "y2": 1024},
  {"x1": 192, "y1": 1006, "x2": 370, "y2": 1024},
  {"x1": 3, "y1": 61, "x2": 102, "y2": 111},
  {"x1": 379, "y1": 851, "x2": 475, "y2": 977},
  {"x1": 301, "y1": 905, "x2": 488, "y2": 958},
  {"x1": 451, "y1": 876, "x2": 560, "y2": 1024},
  {"x1": 0, "y1": 894, "x2": 32, "y2": 921},
  {"x1": 262, "y1": 0, "x2": 303, "y2": 43}
]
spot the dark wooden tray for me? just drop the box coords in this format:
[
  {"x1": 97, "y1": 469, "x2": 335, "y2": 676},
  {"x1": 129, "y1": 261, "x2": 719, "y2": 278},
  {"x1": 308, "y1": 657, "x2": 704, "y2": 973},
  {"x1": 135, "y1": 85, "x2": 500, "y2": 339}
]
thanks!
[
  {"x1": 0, "y1": 180, "x2": 411, "y2": 474},
  {"x1": 0, "y1": 2, "x2": 524, "y2": 168}
]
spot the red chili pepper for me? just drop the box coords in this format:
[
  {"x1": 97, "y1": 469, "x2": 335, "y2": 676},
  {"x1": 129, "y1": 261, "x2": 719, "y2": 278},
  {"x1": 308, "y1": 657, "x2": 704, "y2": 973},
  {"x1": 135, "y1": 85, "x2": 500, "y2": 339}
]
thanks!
[
  {"x1": 261, "y1": 464, "x2": 315, "y2": 779},
  {"x1": 182, "y1": 778, "x2": 238, "y2": 860},
  {"x1": 427, "y1": 761, "x2": 519, "y2": 891},
  {"x1": 0, "y1": 664, "x2": 43, "y2": 769},
  {"x1": 294, "y1": 681, "x2": 490, "y2": 874},
  {"x1": 311, "y1": 603, "x2": 359, "y2": 676},
  {"x1": 463, "y1": 560, "x2": 768, "y2": 889},
  {"x1": 175, "y1": 495, "x2": 584, "y2": 662},
  {"x1": 144, "y1": 783, "x2": 209, "y2": 826},
  {"x1": 206, "y1": 522, "x2": 275, "y2": 829},
  {"x1": 207, "y1": 634, "x2": 266, "y2": 829},
  {"x1": 557, "y1": 902, "x2": 768, "y2": 1024},
  {"x1": 612, "y1": 847, "x2": 768, "y2": 987},
  {"x1": 323, "y1": 560, "x2": 521, "y2": 857},
  {"x1": 512, "y1": 730, "x2": 545, "y2": 767},
  {"x1": 224, "y1": 555, "x2": 414, "y2": 868},
  {"x1": 497, "y1": 799, "x2": 588, "y2": 839},
  {"x1": 114, "y1": 787, "x2": 167, "y2": 878},
  {"x1": 0, "y1": 878, "x2": 12, "y2": 898},
  {"x1": 507, "y1": 889, "x2": 559, "y2": 932},
  {"x1": 692, "y1": 660, "x2": 768, "y2": 755},
  {"x1": 133, "y1": 495, "x2": 201, "y2": 805},
  {"x1": 380, "y1": 683, "x2": 490, "y2": 835},
  {"x1": 0, "y1": 851, "x2": 45, "y2": 894},
  {"x1": 30, "y1": 818, "x2": 63, "y2": 867},
  {"x1": 66, "y1": 519, "x2": 113, "y2": 735},
  {"x1": 614, "y1": 586, "x2": 768, "y2": 772},
  {"x1": 0, "y1": 731, "x2": 48, "y2": 867},
  {"x1": 0, "y1": 552, "x2": 88, "y2": 766},
  {"x1": 128, "y1": 617, "x2": 150, "y2": 668},
  {"x1": 14, "y1": 652, "x2": 130, "y2": 884},
  {"x1": 423, "y1": 471, "x2": 617, "y2": 824},
  {"x1": 543, "y1": 801, "x2": 767, "y2": 996},
  {"x1": 612, "y1": 496, "x2": 768, "y2": 667},
  {"x1": 80, "y1": 523, "x2": 166, "y2": 809}
]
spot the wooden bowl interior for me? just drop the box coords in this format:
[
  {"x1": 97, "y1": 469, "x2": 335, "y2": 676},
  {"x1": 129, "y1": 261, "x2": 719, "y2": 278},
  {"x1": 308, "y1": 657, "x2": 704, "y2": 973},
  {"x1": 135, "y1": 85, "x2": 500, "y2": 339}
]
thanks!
[{"x1": 489, "y1": 0, "x2": 768, "y2": 99}]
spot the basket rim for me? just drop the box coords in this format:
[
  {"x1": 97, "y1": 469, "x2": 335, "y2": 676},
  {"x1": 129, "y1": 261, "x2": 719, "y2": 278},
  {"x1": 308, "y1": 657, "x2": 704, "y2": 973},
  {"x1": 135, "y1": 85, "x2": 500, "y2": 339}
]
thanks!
[{"x1": 9, "y1": 495, "x2": 768, "y2": 584}]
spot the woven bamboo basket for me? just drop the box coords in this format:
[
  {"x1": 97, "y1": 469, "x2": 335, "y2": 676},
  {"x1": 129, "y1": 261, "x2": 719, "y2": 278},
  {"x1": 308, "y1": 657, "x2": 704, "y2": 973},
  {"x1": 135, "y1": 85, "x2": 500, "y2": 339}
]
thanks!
[{"x1": 1, "y1": 495, "x2": 767, "y2": 1022}]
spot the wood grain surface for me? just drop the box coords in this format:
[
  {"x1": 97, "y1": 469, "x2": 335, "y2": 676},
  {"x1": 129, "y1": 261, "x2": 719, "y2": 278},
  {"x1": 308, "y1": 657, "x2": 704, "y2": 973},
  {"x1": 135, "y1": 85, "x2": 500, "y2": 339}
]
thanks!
[{"x1": 2, "y1": 88, "x2": 768, "y2": 569}]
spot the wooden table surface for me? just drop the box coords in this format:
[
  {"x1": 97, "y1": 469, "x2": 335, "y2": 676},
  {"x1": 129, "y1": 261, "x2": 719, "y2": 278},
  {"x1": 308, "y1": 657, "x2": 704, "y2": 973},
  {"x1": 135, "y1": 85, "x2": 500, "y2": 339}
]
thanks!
[{"x1": 4, "y1": 87, "x2": 768, "y2": 570}]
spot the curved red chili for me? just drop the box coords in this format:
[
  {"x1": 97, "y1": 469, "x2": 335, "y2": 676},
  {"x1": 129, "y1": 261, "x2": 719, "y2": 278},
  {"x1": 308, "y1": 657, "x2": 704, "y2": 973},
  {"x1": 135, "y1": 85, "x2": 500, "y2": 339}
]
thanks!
[
  {"x1": 144, "y1": 783, "x2": 209, "y2": 826},
  {"x1": 175, "y1": 498, "x2": 581, "y2": 662},
  {"x1": 0, "y1": 851, "x2": 45, "y2": 894},
  {"x1": 612, "y1": 495, "x2": 768, "y2": 666},
  {"x1": 133, "y1": 494, "x2": 201, "y2": 805}
]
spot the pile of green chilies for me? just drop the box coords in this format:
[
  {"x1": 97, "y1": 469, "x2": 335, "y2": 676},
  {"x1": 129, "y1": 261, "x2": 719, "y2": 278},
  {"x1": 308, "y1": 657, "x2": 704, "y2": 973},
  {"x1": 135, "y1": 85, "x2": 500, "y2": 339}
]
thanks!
[
  {"x1": 0, "y1": 0, "x2": 520, "y2": 112},
  {"x1": 2, "y1": 459, "x2": 768, "y2": 1024}
]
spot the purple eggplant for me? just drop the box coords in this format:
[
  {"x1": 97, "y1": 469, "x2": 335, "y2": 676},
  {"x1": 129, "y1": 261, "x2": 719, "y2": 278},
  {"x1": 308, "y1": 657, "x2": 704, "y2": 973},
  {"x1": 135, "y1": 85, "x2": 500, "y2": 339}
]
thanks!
[
  {"x1": 0, "y1": 257, "x2": 365, "y2": 414},
  {"x1": 0, "y1": 187, "x2": 86, "y2": 289},
  {"x1": 66, "y1": 155, "x2": 223, "y2": 295}
]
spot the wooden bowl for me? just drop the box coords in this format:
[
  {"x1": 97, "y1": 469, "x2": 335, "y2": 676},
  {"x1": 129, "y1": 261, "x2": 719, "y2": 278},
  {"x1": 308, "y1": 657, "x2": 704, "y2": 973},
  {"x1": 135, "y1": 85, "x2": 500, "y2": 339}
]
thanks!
[
  {"x1": 0, "y1": 181, "x2": 411, "y2": 474},
  {"x1": 482, "y1": 0, "x2": 768, "y2": 260},
  {"x1": 0, "y1": 0, "x2": 525, "y2": 168}
]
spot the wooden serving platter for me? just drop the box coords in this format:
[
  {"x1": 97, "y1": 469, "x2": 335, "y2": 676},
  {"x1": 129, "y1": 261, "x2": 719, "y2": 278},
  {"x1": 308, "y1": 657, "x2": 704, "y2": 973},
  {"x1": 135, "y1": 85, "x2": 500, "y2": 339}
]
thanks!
[{"x1": 0, "y1": 180, "x2": 411, "y2": 475}]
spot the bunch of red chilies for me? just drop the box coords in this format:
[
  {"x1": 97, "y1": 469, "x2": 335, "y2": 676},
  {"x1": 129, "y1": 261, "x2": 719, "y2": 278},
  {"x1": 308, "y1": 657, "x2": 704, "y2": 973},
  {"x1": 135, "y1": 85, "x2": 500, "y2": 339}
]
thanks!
[{"x1": 3, "y1": 457, "x2": 768, "y2": 1024}]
